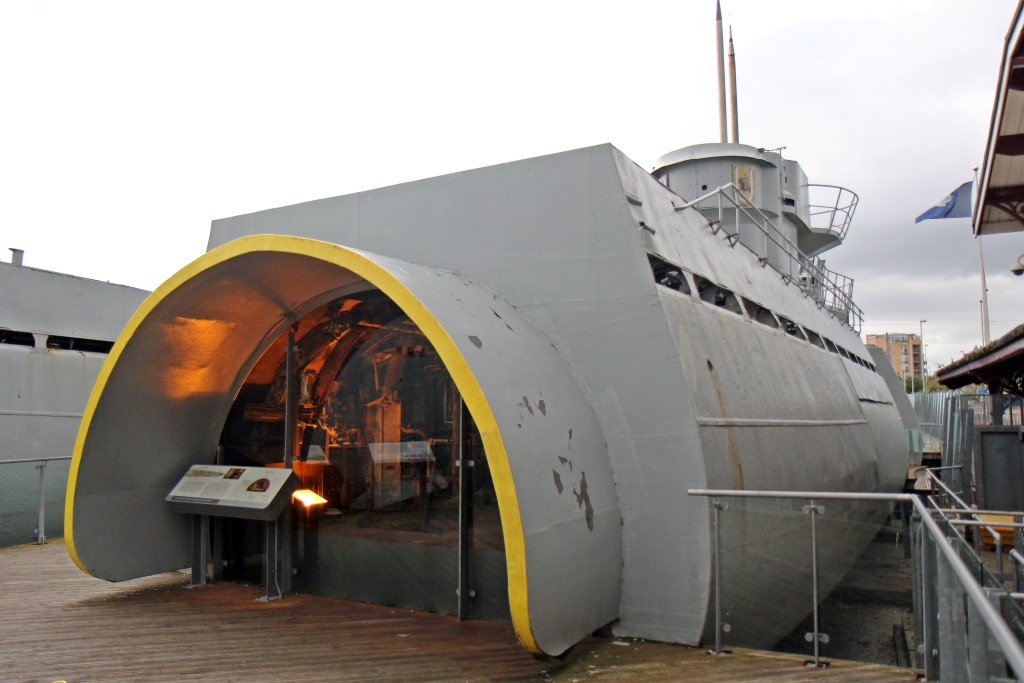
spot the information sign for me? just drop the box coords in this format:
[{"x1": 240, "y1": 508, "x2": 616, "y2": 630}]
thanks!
[
  {"x1": 166, "y1": 464, "x2": 298, "y2": 520},
  {"x1": 367, "y1": 440, "x2": 435, "y2": 464}
]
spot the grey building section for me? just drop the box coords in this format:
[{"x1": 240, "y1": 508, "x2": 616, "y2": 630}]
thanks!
[
  {"x1": 1, "y1": 261, "x2": 147, "y2": 547},
  {"x1": 70, "y1": 143, "x2": 908, "y2": 655},
  {"x1": 1, "y1": 262, "x2": 148, "y2": 342},
  {"x1": 0, "y1": 262, "x2": 148, "y2": 463}
]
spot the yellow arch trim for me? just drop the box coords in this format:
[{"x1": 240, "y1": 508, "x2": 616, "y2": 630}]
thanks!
[{"x1": 65, "y1": 234, "x2": 538, "y2": 652}]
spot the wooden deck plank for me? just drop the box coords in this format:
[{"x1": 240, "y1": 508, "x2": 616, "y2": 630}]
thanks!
[{"x1": 0, "y1": 542, "x2": 916, "y2": 682}]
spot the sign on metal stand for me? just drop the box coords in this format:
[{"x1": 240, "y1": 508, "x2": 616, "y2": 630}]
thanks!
[{"x1": 167, "y1": 464, "x2": 299, "y2": 600}]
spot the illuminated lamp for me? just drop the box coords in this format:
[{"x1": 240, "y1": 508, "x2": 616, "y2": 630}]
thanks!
[{"x1": 292, "y1": 489, "x2": 328, "y2": 507}]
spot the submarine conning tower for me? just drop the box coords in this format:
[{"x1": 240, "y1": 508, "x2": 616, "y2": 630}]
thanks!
[{"x1": 652, "y1": 143, "x2": 860, "y2": 325}]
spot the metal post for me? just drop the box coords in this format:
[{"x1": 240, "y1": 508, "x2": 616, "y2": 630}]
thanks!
[
  {"x1": 264, "y1": 518, "x2": 280, "y2": 600},
  {"x1": 211, "y1": 517, "x2": 224, "y2": 581},
  {"x1": 966, "y1": 590, "x2": 992, "y2": 681},
  {"x1": 35, "y1": 460, "x2": 47, "y2": 544},
  {"x1": 190, "y1": 515, "x2": 209, "y2": 586},
  {"x1": 733, "y1": 193, "x2": 739, "y2": 238},
  {"x1": 263, "y1": 510, "x2": 292, "y2": 601},
  {"x1": 977, "y1": 236, "x2": 991, "y2": 346},
  {"x1": 712, "y1": 498, "x2": 729, "y2": 655},
  {"x1": 283, "y1": 321, "x2": 297, "y2": 468},
  {"x1": 803, "y1": 501, "x2": 827, "y2": 667},
  {"x1": 919, "y1": 320, "x2": 927, "y2": 392},
  {"x1": 918, "y1": 508, "x2": 939, "y2": 677},
  {"x1": 456, "y1": 395, "x2": 472, "y2": 620},
  {"x1": 764, "y1": 216, "x2": 769, "y2": 262},
  {"x1": 909, "y1": 506, "x2": 925, "y2": 672},
  {"x1": 938, "y1": 547, "x2": 968, "y2": 682}
]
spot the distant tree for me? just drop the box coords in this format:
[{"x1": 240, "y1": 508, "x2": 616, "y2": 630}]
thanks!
[
  {"x1": 925, "y1": 375, "x2": 947, "y2": 392},
  {"x1": 903, "y1": 376, "x2": 923, "y2": 393}
]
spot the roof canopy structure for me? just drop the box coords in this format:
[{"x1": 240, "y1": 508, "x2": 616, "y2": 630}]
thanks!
[
  {"x1": 936, "y1": 323, "x2": 1024, "y2": 393},
  {"x1": 975, "y1": 1, "x2": 1024, "y2": 236},
  {"x1": 942, "y1": 1, "x2": 1024, "y2": 392}
]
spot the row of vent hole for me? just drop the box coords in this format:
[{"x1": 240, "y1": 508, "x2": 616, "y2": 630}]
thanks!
[
  {"x1": 0, "y1": 329, "x2": 114, "y2": 354},
  {"x1": 649, "y1": 254, "x2": 877, "y2": 373}
]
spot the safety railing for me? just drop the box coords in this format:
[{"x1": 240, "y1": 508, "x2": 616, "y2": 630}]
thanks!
[
  {"x1": 0, "y1": 456, "x2": 71, "y2": 544},
  {"x1": 1013, "y1": 550, "x2": 1024, "y2": 593},
  {"x1": 689, "y1": 487, "x2": 1024, "y2": 681},
  {"x1": 807, "y1": 183, "x2": 859, "y2": 243},
  {"x1": 677, "y1": 184, "x2": 864, "y2": 332},
  {"x1": 928, "y1": 470, "x2": 1007, "y2": 562}
]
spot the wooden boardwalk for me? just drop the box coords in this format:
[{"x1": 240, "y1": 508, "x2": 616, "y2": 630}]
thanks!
[{"x1": 0, "y1": 542, "x2": 916, "y2": 682}]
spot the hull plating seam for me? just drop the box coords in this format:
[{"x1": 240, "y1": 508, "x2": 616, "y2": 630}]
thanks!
[{"x1": 696, "y1": 418, "x2": 868, "y2": 427}]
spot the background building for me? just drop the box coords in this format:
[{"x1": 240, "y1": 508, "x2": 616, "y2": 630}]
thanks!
[{"x1": 866, "y1": 333, "x2": 923, "y2": 381}]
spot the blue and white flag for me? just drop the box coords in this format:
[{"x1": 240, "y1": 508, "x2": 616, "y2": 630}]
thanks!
[{"x1": 915, "y1": 180, "x2": 973, "y2": 223}]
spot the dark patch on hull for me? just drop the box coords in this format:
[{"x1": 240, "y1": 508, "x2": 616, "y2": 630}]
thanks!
[
  {"x1": 520, "y1": 396, "x2": 534, "y2": 415},
  {"x1": 572, "y1": 471, "x2": 594, "y2": 532}
]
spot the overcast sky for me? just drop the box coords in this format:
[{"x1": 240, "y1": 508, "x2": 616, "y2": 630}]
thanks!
[{"x1": 2, "y1": 0, "x2": 1022, "y2": 371}]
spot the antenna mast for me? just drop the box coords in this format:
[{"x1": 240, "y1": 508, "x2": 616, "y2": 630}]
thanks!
[
  {"x1": 716, "y1": 1, "x2": 727, "y2": 143},
  {"x1": 728, "y1": 26, "x2": 739, "y2": 143}
]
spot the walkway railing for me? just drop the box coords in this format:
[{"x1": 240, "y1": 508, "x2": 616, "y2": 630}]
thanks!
[
  {"x1": 689, "y1": 486, "x2": 1024, "y2": 681},
  {"x1": 678, "y1": 184, "x2": 864, "y2": 332},
  {"x1": 0, "y1": 456, "x2": 71, "y2": 544}
]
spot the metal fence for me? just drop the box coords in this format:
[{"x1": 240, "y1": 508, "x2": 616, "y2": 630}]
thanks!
[
  {"x1": 0, "y1": 456, "x2": 71, "y2": 545},
  {"x1": 917, "y1": 391, "x2": 1024, "y2": 434},
  {"x1": 689, "y1": 485, "x2": 1024, "y2": 681},
  {"x1": 915, "y1": 390, "x2": 1024, "y2": 504}
]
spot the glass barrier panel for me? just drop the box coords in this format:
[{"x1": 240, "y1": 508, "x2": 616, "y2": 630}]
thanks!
[
  {"x1": 715, "y1": 496, "x2": 912, "y2": 666},
  {"x1": 0, "y1": 459, "x2": 70, "y2": 547}
]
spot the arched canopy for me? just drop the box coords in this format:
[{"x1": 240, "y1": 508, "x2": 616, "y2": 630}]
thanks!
[{"x1": 65, "y1": 235, "x2": 620, "y2": 655}]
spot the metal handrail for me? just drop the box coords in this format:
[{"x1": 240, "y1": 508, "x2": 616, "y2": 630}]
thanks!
[
  {"x1": 0, "y1": 456, "x2": 71, "y2": 544},
  {"x1": 806, "y1": 183, "x2": 859, "y2": 242},
  {"x1": 927, "y1": 469, "x2": 972, "y2": 509},
  {"x1": 926, "y1": 470, "x2": 1008, "y2": 570},
  {"x1": 935, "y1": 514, "x2": 1006, "y2": 575},
  {"x1": 2, "y1": 455, "x2": 74, "y2": 465},
  {"x1": 677, "y1": 184, "x2": 864, "y2": 332},
  {"x1": 688, "y1": 487, "x2": 1024, "y2": 680},
  {"x1": 1012, "y1": 550, "x2": 1024, "y2": 592}
]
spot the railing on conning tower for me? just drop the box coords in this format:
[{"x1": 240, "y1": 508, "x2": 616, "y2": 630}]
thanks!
[
  {"x1": 807, "y1": 184, "x2": 859, "y2": 242},
  {"x1": 677, "y1": 183, "x2": 865, "y2": 333}
]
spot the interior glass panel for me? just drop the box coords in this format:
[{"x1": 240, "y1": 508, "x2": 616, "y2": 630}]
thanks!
[{"x1": 219, "y1": 290, "x2": 508, "y2": 620}]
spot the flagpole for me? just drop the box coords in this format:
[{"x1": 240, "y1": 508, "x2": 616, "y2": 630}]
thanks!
[
  {"x1": 978, "y1": 238, "x2": 991, "y2": 345},
  {"x1": 973, "y1": 165, "x2": 992, "y2": 345}
]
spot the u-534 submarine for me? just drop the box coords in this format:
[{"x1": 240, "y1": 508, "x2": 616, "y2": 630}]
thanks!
[{"x1": 65, "y1": 138, "x2": 909, "y2": 656}]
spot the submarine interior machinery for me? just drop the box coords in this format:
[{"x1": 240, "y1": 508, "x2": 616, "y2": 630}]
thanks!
[{"x1": 66, "y1": 144, "x2": 909, "y2": 656}]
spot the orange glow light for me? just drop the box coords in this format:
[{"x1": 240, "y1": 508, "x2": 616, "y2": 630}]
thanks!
[{"x1": 293, "y1": 489, "x2": 328, "y2": 507}]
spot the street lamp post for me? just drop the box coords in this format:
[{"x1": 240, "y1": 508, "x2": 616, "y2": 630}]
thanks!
[{"x1": 919, "y1": 320, "x2": 927, "y2": 392}]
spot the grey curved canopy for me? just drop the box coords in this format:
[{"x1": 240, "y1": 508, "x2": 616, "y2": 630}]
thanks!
[{"x1": 66, "y1": 234, "x2": 621, "y2": 656}]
